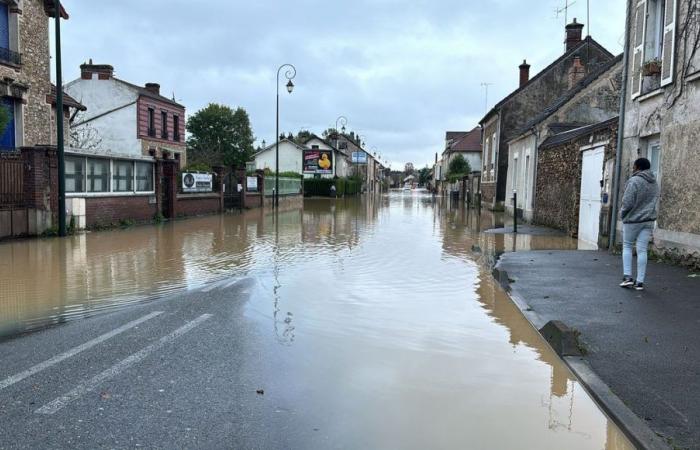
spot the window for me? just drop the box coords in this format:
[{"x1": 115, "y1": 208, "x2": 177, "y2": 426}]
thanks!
[
  {"x1": 161, "y1": 111, "x2": 168, "y2": 139},
  {"x1": 135, "y1": 162, "x2": 154, "y2": 191},
  {"x1": 147, "y1": 108, "x2": 155, "y2": 137},
  {"x1": 173, "y1": 115, "x2": 180, "y2": 141},
  {"x1": 87, "y1": 158, "x2": 110, "y2": 192},
  {"x1": 65, "y1": 156, "x2": 86, "y2": 193},
  {"x1": 311, "y1": 145, "x2": 319, "y2": 150},
  {"x1": 631, "y1": 0, "x2": 678, "y2": 97},
  {"x1": 0, "y1": 3, "x2": 9, "y2": 51},
  {"x1": 0, "y1": 97, "x2": 15, "y2": 150},
  {"x1": 483, "y1": 137, "x2": 490, "y2": 172},
  {"x1": 512, "y1": 157, "x2": 519, "y2": 191},
  {"x1": 647, "y1": 140, "x2": 662, "y2": 180},
  {"x1": 113, "y1": 160, "x2": 133, "y2": 192}
]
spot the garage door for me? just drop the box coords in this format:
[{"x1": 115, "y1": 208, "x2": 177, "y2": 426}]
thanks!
[{"x1": 578, "y1": 147, "x2": 604, "y2": 246}]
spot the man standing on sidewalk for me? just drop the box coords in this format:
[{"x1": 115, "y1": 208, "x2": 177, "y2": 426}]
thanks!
[{"x1": 619, "y1": 158, "x2": 660, "y2": 291}]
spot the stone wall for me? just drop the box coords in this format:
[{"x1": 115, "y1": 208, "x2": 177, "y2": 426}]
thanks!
[{"x1": 534, "y1": 122, "x2": 618, "y2": 240}]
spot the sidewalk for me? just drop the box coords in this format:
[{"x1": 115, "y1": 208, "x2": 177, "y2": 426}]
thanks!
[{"x1": 495, "y1": 250, "x2": 699, "y2": 449}]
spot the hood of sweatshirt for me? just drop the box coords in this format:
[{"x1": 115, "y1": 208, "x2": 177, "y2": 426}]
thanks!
[{"x1": 634, "y1": 169, "x2": 656, "y2": 184}]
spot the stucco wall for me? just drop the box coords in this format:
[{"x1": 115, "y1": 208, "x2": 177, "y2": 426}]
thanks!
[
  {"x1": 505, "y1": 134, "x2": 537, "y2": 220},
  {"x1": 620, "y1": 1, "x2": 700, "y2": 263},
  {"x1": 255, "y1": 141, "x2": 303, "y2": 174}
]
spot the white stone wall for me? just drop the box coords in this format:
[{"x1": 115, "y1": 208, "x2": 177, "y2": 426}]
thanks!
[{"x1": 505, "y1": 134, "x2": 537, "y2": 221}]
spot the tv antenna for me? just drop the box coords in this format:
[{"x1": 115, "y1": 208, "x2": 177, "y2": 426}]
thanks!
[
  {"x1": 555, "y1": 0, "x2": 577, "y2": 26},
  {"x1": 480, "y1": 82, "x2": 493, "y2": 114}
]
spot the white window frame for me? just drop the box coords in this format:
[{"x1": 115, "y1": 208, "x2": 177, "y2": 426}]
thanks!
[{"x1": 66, "y1": 156, "x2": 156, "y2": 197}]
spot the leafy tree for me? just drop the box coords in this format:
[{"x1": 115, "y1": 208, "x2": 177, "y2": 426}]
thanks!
[
  {"x1": 294, "y1": 130, "x2": 314, "y2": 144},
  {"x1": 70, "y1": 111, "x2": 103, "y2": 150},
  {"x1": 187, "y1": 104, "x2": 255, "y2": 168},
  {"x1": 446, "y1": 154, "x2": 471, "y2": 183},
  {"x1": 418, "y1": 166, "x2": 431, "y2": 185}
]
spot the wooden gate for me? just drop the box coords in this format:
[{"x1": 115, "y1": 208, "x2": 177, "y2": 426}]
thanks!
[{"x1": 0, "y1": 152, "x2": 24, "y2": 209}]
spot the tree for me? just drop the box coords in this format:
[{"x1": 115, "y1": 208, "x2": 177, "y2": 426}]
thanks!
[
  {"x1": 418, "y1": 166, "x2": 431, "y2": 185},
  {"x1": 446, "y1": 154, "x2": 471, "y2": 183},
  {"x1": 70, "y1": 111, "x2": 103, "y2": 150},
  {"x1": 187, "y1": 104, "x2": 255, "y2": 168},
  {"x1": 293, "y1": 130, "x2": 313, "y2": 144},
  {"x1": 404, "y1": 162, "x2": 414, "y2": 174}
]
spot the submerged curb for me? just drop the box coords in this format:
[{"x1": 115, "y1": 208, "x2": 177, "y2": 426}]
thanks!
[{"x1": 492, "y1": 261, "x2": 669, "y2": 450}]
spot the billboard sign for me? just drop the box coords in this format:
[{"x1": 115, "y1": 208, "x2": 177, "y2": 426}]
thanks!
[
  {"x1": 182, "y1": 172, "x2": 213, "y2": 193},
  {"x1": 352, "y1": 152, "x2": 368, "y2": 164},
  {"x1": 303, "y1": 150, "x2": 333, "y2": 174}
]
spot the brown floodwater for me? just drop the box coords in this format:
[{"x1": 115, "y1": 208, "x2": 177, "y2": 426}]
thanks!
[{"x1": 0, "y1": 190, "x2": 633, "y2": 448}]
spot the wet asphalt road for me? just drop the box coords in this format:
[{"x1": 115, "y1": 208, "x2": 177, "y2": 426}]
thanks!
[{"x1": 0, "y1": 278, "x2": 328, "y2": 449}]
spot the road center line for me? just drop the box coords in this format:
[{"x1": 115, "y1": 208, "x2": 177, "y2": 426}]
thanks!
[
  {"x1": 0, "y1": 311, "x2": 163, "y2": 391},
  {"x1": 35, "y1": 314, "x2": 213, "y2": 415}
]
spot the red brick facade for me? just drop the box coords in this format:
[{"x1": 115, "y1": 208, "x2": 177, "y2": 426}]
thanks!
[{"x1": 85, "y1": 196, "x2": 157, "y2": 227}]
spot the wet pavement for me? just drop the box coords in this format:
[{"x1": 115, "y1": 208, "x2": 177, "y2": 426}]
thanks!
[{"x1": 0, "y1": 191, "x2": 634, "y2": 448}]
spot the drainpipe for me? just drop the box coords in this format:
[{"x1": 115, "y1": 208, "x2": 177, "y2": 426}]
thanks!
[{"x1": 609, "y1": 0, "x2": 633, "y2": 250}]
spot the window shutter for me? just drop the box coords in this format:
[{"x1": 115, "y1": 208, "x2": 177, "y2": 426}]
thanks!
[
  {"x1": 631, "y1": 0, "x2": 647, "y2": 98},
  {"x1": 660, "y1": 0, "x2": 678, "y2": 86}
]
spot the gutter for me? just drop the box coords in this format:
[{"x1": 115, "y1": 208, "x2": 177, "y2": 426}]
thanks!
[{"x1": 609, "y1": 0, "x2": 633, "y2": 250}]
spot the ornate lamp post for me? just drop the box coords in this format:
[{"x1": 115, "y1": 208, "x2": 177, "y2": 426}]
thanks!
[
  {"x1": 275, "y1": 64, "x2": 296, "y2": 208},
  {"x1": 334, "y1": 116, "x2": 347, "y2": 178}
]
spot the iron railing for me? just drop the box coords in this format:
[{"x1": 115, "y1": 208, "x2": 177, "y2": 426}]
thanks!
[{"x1": 0, "y1": 47, "x2": 21, "y2": 66}]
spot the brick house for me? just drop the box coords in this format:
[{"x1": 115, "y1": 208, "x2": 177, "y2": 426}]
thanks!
[
  {"x1": 505, "y1": 55, "x2": 623, "y2": 222},
  {"x1": 479, "y1": 19, "x2": 615, "y2": 209},
  {"x1": 618, "y1": 0, "x2": 700, "y2": 266},
  {"x1": 65, "y1": 62, "x2": 186, "y2": 164}
]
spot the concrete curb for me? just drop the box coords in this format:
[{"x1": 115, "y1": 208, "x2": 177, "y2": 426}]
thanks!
[{"x1": 492, "y1": 261, "x2": 669, "y2": 450}]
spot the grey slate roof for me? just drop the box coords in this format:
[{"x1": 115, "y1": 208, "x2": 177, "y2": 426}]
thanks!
[{"x1": 539, "y1": 116, "x2": 618, "y2": 149}]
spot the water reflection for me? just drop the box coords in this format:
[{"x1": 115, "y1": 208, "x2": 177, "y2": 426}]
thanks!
[{"x1": 0, "y1": 191, "x2": 632, "y2": 448}]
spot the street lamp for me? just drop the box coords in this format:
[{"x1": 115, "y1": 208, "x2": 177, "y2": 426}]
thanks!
[
  {"x1": 54, "y1": 0, "x2": 66, "y2": 236},
  {"x1": 334, "y1": 116, "x2": 348, "y2": 178},
  {"x1": 275, "y1": 63, "x2": 296, "y2": 208}
]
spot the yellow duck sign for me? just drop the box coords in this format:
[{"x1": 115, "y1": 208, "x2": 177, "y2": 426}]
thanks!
[{"x1": 303, "y1": 150, "x2": 334, "y2": 174}]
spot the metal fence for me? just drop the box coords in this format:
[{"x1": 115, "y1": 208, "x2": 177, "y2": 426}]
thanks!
[
  {"x1": 264, "y1": 176, "x2": 302, "y2": 196},
  {"x1": 0, "y1": 152, "x2": 24, "y2": 208}
]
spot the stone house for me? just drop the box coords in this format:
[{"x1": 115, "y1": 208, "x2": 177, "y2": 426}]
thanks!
[
  {"x1": 254, "y1": 139, "x2": 306, "y2": 174},
  {"x1": 618, "y1": 0, "x2": 700, "y2": 265},
  {"x1": 534, "y1": 117, "x2": 619, "y2": 248},
  {"x1": 0, "y1": 0, "x2": 80, "y2": 151},
  {"x1": 505, "y1": 55, "x2": 623, "y2": 221},
  {"x1": 479, "y1": 19, "x2": 615, "y2": 210}
]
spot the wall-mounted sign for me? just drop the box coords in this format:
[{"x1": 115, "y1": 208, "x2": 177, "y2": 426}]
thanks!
[
  {"x1": 303, "y1": 150, "x2": 333, "y2": 174},
  {"x1": 352, "y1": 152, "x2": 368, "y2": 164},
  {"x1": 246, "y1": 176, "x2": 258, "y2": 192},
  {"x1": 182, "y1": 172, "x2": 213, "y2": 193}
]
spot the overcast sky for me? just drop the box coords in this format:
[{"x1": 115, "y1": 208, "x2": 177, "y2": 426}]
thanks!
[{"x1": 55, "y1": 0, "x2": 626, "y2": 170}]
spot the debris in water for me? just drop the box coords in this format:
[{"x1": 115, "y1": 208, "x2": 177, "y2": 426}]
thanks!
[{"x1": 256, "y1": 389, "x2": 265, "y2": 395}]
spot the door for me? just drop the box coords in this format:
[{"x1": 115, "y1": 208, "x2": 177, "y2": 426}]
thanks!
[{"x1": 578, "y1": 147, "x2": 605, "y2": 246}]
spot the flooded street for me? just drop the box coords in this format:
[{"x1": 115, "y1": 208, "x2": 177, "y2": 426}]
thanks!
[{"x1": 0, "y1": 191, "x2": 633, "y2": 449}]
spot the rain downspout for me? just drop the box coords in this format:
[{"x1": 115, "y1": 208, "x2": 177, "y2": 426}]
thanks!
[{"x1": 609, "y1": 0, "x2": 633, "y2": 250}]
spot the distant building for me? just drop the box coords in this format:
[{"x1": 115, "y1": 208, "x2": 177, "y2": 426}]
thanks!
[
  {"x1": 254, "y1": 139, "x2": 306, "y2": 174},
  {"x1": 479, "y1": 19, "x2": 615, "y2": 209}
]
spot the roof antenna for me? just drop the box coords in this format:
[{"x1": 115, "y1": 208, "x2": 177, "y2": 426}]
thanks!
[
  {"x1": 556, "y1": 0, "x2": 576, "y2": 27},
  {"x1": 480, "y1": 82, "x2": 493, "y2": 114}
]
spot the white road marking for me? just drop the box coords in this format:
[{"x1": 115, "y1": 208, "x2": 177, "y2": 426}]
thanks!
[
  {"x1": 35, "y1": 314, "x2": 212, "y2": 415},
  {"x1": 201, "y1": 279, "x2": 229, "y2": 293},
  {"x1": 0, "y1": 311, "x2": 163, "y2": 391}
]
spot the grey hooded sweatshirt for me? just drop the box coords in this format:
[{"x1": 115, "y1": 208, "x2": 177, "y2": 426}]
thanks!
[{"x1": 620, "y1": 170, "x2": 659, "y2": 224}]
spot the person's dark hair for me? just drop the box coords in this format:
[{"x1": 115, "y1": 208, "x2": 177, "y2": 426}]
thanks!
[{"x1": 634, "y1": 158, "x2": 651, "y2": 171}]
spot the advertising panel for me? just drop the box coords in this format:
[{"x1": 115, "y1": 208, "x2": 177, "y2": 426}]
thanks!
[
  {"x1": 246, "y1": 176, "x2": 258, "y2": 192},
  {"x1": 303, "y1": 150, "x2": 333, "y2": 174},
  {"x1": 352, "y1": 152, "x2": 368, "y2": 164},
  {"x1": 182, "y1": 172, "x2": 213, "y2": 193}
]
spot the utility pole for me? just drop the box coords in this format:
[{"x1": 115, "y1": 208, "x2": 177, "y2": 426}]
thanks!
[
  {"x1": 480, "y1": 82, "x2": 493, "y2": 114},
  {"x1": 54, "y1": 0, "x2": 66, "y2": 237}
]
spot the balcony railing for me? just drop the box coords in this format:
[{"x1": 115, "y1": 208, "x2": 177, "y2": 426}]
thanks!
[{"x1": 0, "y1": 47, "x2": 21, "y2": 66}]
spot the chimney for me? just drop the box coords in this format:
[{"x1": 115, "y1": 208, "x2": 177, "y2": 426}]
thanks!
[
  {"x1": 80, "y1": 59, "x2": 114, "y2": 80},
  {"x1": 568, "y1": 56, "x2": 586, "y2": 89},
  {"x1": 519, "y1": 59, "x2": 531, "y2": 87},
  {"x1": 565, "y1": 18, "x2": 585, "y2": 52},
  {"x1": 145, "y1": 83, "x2": 161, "y2": 95}
]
